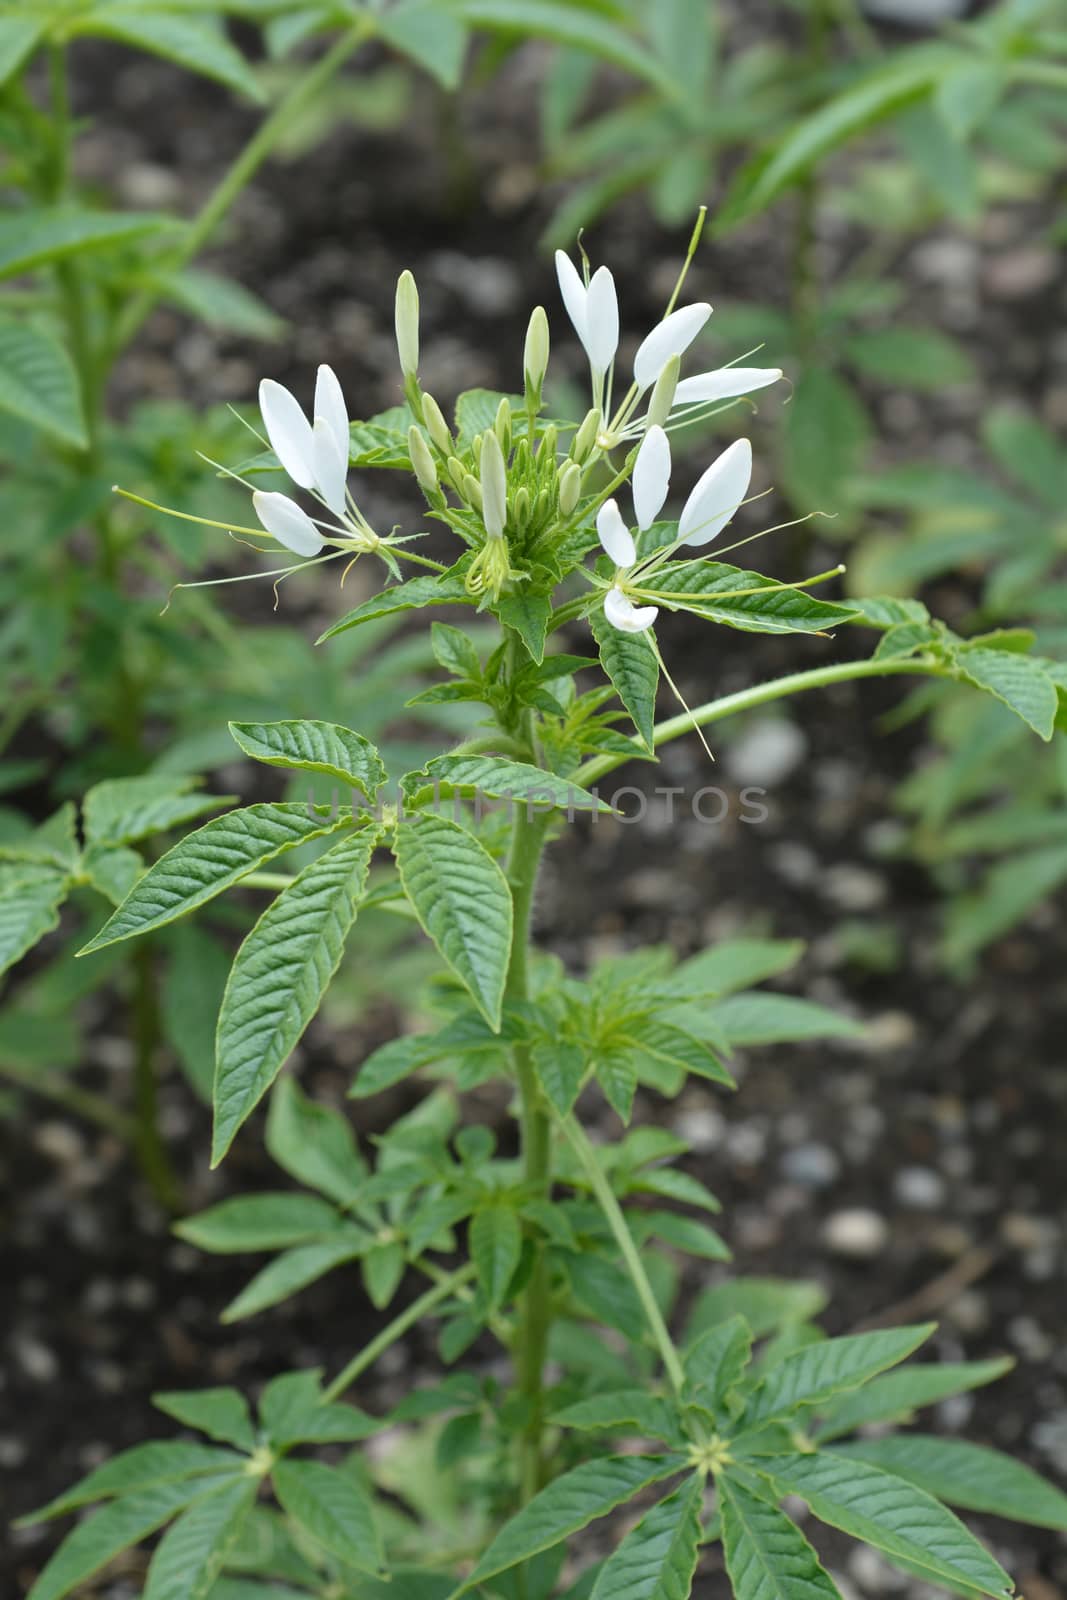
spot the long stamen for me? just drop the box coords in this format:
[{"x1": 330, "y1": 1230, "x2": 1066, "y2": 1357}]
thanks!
[
  {"x1": 649, "y1": 632, "x2": 715, "y2": 764},
  {"x1": 114, "y1": 486, "x2": 269, "y2": 540},
  {"x1": 631, "y1": 489, "x2": 774, "y2": 580},
  {"x1": 161, "y1": 549, "x2": 348, "y2": 614},
  {"x1": 663, "y1": 206, "x2": 707, "y2": 318}
]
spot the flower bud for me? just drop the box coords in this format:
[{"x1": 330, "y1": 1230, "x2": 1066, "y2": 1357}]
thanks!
[
  {"x1": 523, "y1": 305, "x2": 550, "y2": 394},
  {"x1": 446, "y1": 455, "x2": 468, "y2": 496},
  {"x1": 471, "y1": 432, "x2": 483, "y2": 468},
  {"x1": 463, "y1": 472, "x2": 483, "y2": 511},
  {"x1": 394, "y1": 270, "x2": 419, "y2": 378},
  {"x1": 571, "y1": 407, "x2": 600, "y2": 464},
  {"x1": 407, "y1": 426, "x2": 438, "y2": 494},
  {"x1": 513, "y1": 486, "x2": 531, "y2": 529},
  {"x1": 645, "y1": 354, "x2": 680, "y2": 431},
  {"x1": 536, "y1": 424, "x2": 557, "y2": 463},
  {"x1": 494, "y1": 397, "x2": 512, "y2": 455},
  {"x1": 480, "y1": 429, "x2": 508, "y2": 539},
  {"x1": 558, "y1": 460, "x2": 581, "y2": 516},
  {"x1": 422, "y1": 393, "x2": 452, "y2": 454}
]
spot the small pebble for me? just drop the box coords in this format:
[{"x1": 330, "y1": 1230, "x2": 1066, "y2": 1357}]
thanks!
[
  {"x1": 780, "y1": 1142, "x2": 840, "y2": 1189},
  {"x1": 672, "y1": 1108, "x2": 725, "y2": 1153},
  {"x1": 822, "y1": 1208, "x2": 890, "y2": 1259},
  {"x1": 724, "y1": 719, "x2": 807, "y2": 787},
  {"x1": 893, "y1": 1166, "x2": 947, "y2": 1210}
]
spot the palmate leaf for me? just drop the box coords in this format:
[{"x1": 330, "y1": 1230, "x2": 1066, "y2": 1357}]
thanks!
[
  {"x1": 720, "y1": 1477, "x2": 843, "y2": 1600},
  {"x1": 271, "y1": 1459, "x2": 384, "y2": 1577},
  {"x1": 143, "y1": 1475, "x2": 257, "y2": 1600},
  {"x1": 740, "y1": 1325, "x2": 935, "y2": 1430},
  {"x1": 590, "y1": 1475, "x2": 703, "y2": 1600},
  {"x1": 462, "y1": 1456, "x2": 686, "y2": 1590},
  {"x1": 685, "y1": 1315, "x2": 753, "y2": 1415},
  {"x1": 17, "y1": 1442, "x2": 245, "y2": 1525},
  {"x1": 79, "y1": 804, "x2": 354, "y2": 954},
  {"x1": 767, "y1": 1453, "x2": 1015, "y2": 1600},
  {"x1": 834, "y1": 1436, "x2": 1067, "y2": 1531},
  {"x1": 592, "y1": 606, "x2": 659, "y2": 750},
  {"x1": 228, "y1": 719, "x2": 387, "y2": 799},
  {"x1": 651, "y1": 561, "x2": 856, "y2": 636},
  {"x1": 813, "y1": 1358, "x2": 1013, "y2": 1442},
  {"x1": 404, "y1": 755, "x2": 611, "y2": 813},
  {"x1": 394, "y1": 815, "x2": 513, "y2": 1029},
  {"x1": 212, "y1": 827, "x2": 377, "y2": 1163}
]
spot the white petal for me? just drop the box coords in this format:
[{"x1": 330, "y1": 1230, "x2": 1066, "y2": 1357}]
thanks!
[
  {"x1": 252, "y1": 490, "x2": 324, "y2": 556},
  {"x1": 314, "y1": 364, "x2": 349, "y2": 460},
  {"x1": 584, "y1": 266, "x2": 619, "y2": 374},
  {"x1": 633, "y1": 302, "x2": 712, "y2": 392},
  {"x1": 312, "y1": 416, "x2": 348, "y2": 517},
  {"x1": 259, "y1": 378, "x2": 316, "y2": 490},
  {"x1": 604, "y1": 585, "x2": 658, "y2": 634},
  {"x1": 632, "y1": 424, "x2": 671, "y2": 531},
  {"x1": 678, "y1": 438, "x2": 753, "y2": 548},
  {"x1": 674, "y1": 367, "x2": 783, "y2": 405},
  {"x1": 596, "y1": 499, "x2": 635, "y2": 568},
  {"x1": 555, "y1": 249, "x2": 588, "y2": 343}
]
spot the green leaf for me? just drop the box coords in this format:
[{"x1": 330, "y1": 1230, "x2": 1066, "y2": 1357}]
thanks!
[
  {"x1": 464, "y1": 1456, "x2": 684, "y2": 1589},
  {"x1": 228, "y1": 719, "x2": 386, "y2": 798},
  {"x1": 260, "y1": 1373, "x2": 375, "y2": 1448},
  {"x1": 497, "y1": 591, "x2": 552, "y2": 664},
  {"x1": 0, "y1": 318, "x2": 86, "y2": 448},
  {"x1": 362, "y1": 1239, "x2": 406, "y2": 1308},
  {"x1": 934, "y1": 59, "x2": 1007, "y2": 140},
  {"x1": 79, "y1": 804, "x2": 352, "y2": 954},
  {"x1": 77, "y1": 8, "x2": 263, "y2": 99},
  {"x1": 83, "y1": 775, "x2": 233, "y2": 847},
  {"x1": 686, "y1": 1279, "x2": 827, "y2": 1344},
  {"x1": 707, "y1": 993, "x2": 860, "y2": 1047},
  {"x1": 271, "y1": 1459, "x2": 384, "y2": 1577},
  {"x1": 590, "y1": 1476, "x2": 703, "y2": 1600},
  {"x1": 162, "y1": 923, "x2": 228, "y2": 1100},
  {"x1": 0, "y1": 864, "x2": 68, "y2": 977},
  {"x1": 0, "y1": 16, "x2": 44, "y2": 84},
  {"x1": 83, "y1": 844, "x2": 142, "y2": 906},
  {"x1": 685, "y1": 1315, "x2": 753, "y2": 1413},
  {"x1": 454, "y1": 0, "x2": 676, "y2": 95},
  {"x1": 406, "y1": 754, "x2": 611, "y2": 812},
  {"x1": 720, "y1": 1476, "x2": 843, "y2": 1600},
  {"x1": 953, "y1": 647, "x2": 1057, "y2": 740},
  {"x1": 717, "y1": 53, "x2": 943, "y2": 227},
  {"x1": 532, "y1": 1037, "x2": 587, "y2": 1116},
  {"x1": 653, "y1": 559, "x2": 856, "y2": 637},
  {"x1": 636, "y1": 1210, "x2": 730, "y2": 1262},
  {"x1": 143, "y1": 1475, "x2": 257, "y2": 1600},
  {"x1": 619, "y1": 1018, "x2": 735, "y2": 1090},
  {"x1": 174, "y1": 1192, "x2": 344, "y2": 1254},
  {"x1": 845, "y1": 328, "x2": 975, "y2": 391},
  {"x1": 153, "y1": 1389, "x2": 255, "y2": 1451},
  {"x1": 319, "y1": 571, "x2": 472, "y2": 641},
  {"x1": 162, "y1": 268, "x2": 284, "y2": 340},
  {"x1": 470, "y1": 1204, "x2": 522, "y2": 1309},
  {"x1": 0, "y1": 208, "x2": 171, "y2": 280},
  {"x1": 674, "y1": 938, "x2": 804, "y2": 997},
  {"x1": 835, "y1": 1435, "x2": 1067, "y2": 1531},
  {"x1": 592, "y1": 606, "x2": 658, "y2": 750},
  {"x1": 551, "y1": 1390, "x2": 683, "y2": 1444},
  {"x1": 767, "y1": 1452, "x2": 1015, "y2": 1600},
  {"x1": 741, "y1": 1325, "x2": 935, "y2": 1430},
  {"x1": 221, "y1": 1235, "x2": 367, "y2": 1322},
  {"x1": 17, "y1": 1442, "x2": 245, "y2": 1525},
  {"x1": 781, "y1": 368, "x2": 871, "y2": 513},
  {"x1": 265, "y1": 1076, "x2": 365, "y2": 1205},
  {"x1": 431, "y1": 621, "x2": 482, "y2": 678},
  {"x1": 379, "y1": 0, "x2": 469, "y2": 87},
  {"x1": 212, "y1": 827, "x2": 376, "y2": 1163},
  {"x1": 394, "y1": 815, "x2": 512, "y2": 1030},
  {"x1": 814, "y1": 1358, "x2": 1013, "y2": 1442},
  {"x1": 25, "y1": 1480, "x2": 219, "y2": 1600}
]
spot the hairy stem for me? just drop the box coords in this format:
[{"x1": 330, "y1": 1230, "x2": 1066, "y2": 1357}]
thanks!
[
  {"x1": 322, "y1": 1263, "x2": 478, "y2": 1405},
  {"x1": 559, "y1": 1115, "x2": 686, "y2": 1395}
]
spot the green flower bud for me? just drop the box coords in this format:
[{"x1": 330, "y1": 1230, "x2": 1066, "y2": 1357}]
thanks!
[
  {"x1": 494, "y1": 396, "x2": 512, "y2": 455},
  {"x1": 537, "y1": 424, "x2": 558, "y2": 464},
  {"x1": 646, "y1": 354, "x2": 680, "y2": 431},
  {"x1": 407, "y1": 426, "x2": 438, "y2": 494},
  {"x1": 513, "y1": 485, "x2": 531, "y2": 529},
  {"x1": 463, "y1": 472, "x2": 483, "y2": 512},
  {"x1": 422, "y1": 393, "x2": 452, "y2": 454},
  {"x1": 523, "y1": 305, "x2": 550, "y2": 394},
  {"x1": 394, "y1": 270, "x2": 420, "y2": 378},
  {"x1": 480, "y1": 430, "x2": 508, "y2": 539},
  {"x1": 571, "y1": 408, "x2": 600, "y2": 464},
  {"x1": 446, "y1": 455, "x2": 468, "y2": 496},
  {"x1": 558, "y1": 460, "x2": 582, "y2": 516}
]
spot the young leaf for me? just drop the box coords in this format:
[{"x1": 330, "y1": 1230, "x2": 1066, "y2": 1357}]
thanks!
[
  {"x1": 405, "y1": 754, "x2": 611, "y2": 813},
  {"x1": 589, "y1": 1475, "x2": 703, "y2": 1600},
  {"x1": 706, "y1": 993, "x2": 860, "y2": 1048},
  {"x1": 685, "y1": 1315, "x2": 753, "y2": 1413},
  {"x1": 952, "y1": 648, "x2": 1057, "y2": 740},
  {"x1": 431, "y1": 621, "x2": 482, "y2": 679},
  {"x1": 174, "y1": 1192, "x2": 344, "y2": 1254},
  {"x1": 265, "y1": 1076, "x2": 365, "y2": 1206},
  {"x1": 221, "y1": 1235, "x2": 368, "y2": 1323},
  {"x1": 228, "y1": 720, "x2": 387, "y2": 799},
  {"x1": 271, "y1": 1459, "x2": 384, "y2": 1577},
  {"x1": 0, "y1": 865, "x2": 68, "y2": 977},
  {"x1": 592, "y1": 607, "x2": 658, "y2": 750},
  {"x1": 152, "y1": 1389, "x2": 256, "y2": 1452},
  {"x1": 720, "y1": 1476, "x2": 843, "y2": 1600},
  {"x1": 620, "y1": 1018, "x2": 735, "y2": 1089},
  {"x1": 834, "y1": 1435, "x2": 1067, "y2": 1531},
  {"x1": 79, "y1": 804, "x2": 353, "y2": 954},
  {"x1": 814, "y1": 1358, "x2": 1013, "y2": 1442},
  {"x1": 213, "y1": 828, "x2": 377, "y2": 1164},
  {"x1": 17, "y1": 1442, "x2": 245, "y2": 1525},
  {"x1": 394, "y1": 815, "x2": 513, "y2": 1030},
  {"x1": 463, "y1": 1456, "x2": 685, "y2": 1589},
  {"x1": 551, "y1": 1390, "x2": 683, "y2": 1445},
  {"x1": 25, "y1": 1480, "x2": 223, "y2": 1600},
  {"x1": 497, "y1": 591, "x2": 552, "y2": 664},
  {"x1": 532, "y1": 1037, "x2": 587, "y2": 1116},
  {"x1": 0, "y1": 318, "x2": 86, "y2": 448},
  {"x1": 260, "y1": 1371, "x2": 375, "y2": 1449},
  {"x1": 83, "y1": 775, "x2": 234, "y2": 849},
  {"x1": 635, "y1": 1211, "x2": 730, "y2": 1262},
  {"x1": 767, "y1": 1453, "x2": 1015, "y2": 1600},
  {"x1": 143, "y1": 1475, "x2": 257, "y2": 1600},
  {"x1": 686, "y1": 1279, "x2": 827, "y2": 1344},
  {"x1": 470, "y1": 1204, "x2": 522, "y2": 1309},
  {"x1": 741, "y1": 1325, "x2": 936, "y2": 1429}
]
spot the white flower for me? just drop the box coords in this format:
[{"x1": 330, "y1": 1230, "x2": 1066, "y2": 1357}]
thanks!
[
  {"x1": 632, "y1": 304, "x2": 711, "y2": 393},
  {"x1": 678, "y1": 438, "x2": 752, "y2": 548},
  {"x1": 674, "y1": 367, "x2": 781, "y2": 406},
  {"x1": 555, "y1": 250, "x2": 619, "y2": 377},
  {"x1": 604, "y1": 586, "x2": 659, "y2": 633},
  {"x1": 251, "y1": 491, "x2": 325, "y2": 557},
  {"x1": 258, "y1": 365, "x2": 350, "y2": 509}
]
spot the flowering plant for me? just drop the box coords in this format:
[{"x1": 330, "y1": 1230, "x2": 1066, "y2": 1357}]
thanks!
[{"x1": 21, "y1": 228, "x2": 1067, "y2": 1600}]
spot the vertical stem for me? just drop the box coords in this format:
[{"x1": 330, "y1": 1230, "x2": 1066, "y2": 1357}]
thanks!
[
  {"x1": 505, "y1": 797, "x2": 553, "y2": 1501},
  {"x1": 131, "y1": 941, "x2": 182, "y2": 1212}
]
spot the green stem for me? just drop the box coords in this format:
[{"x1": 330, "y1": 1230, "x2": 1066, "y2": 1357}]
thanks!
[
  {"x1": 321, "y1": 1263, "x2": 477, "y2": 1404},
  {"x1": 112, "y1": 18, "x2": 376, "y2": 354},
  {"x1": 574, "y1": 656, "x2": 941, "y2": 788},
  {"x1": 131, "y1": 941, "x2": 183, "y2": 1212},
  {"x1": 559, "y1": 1115, "x2": 686, "y2": 1395}
]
